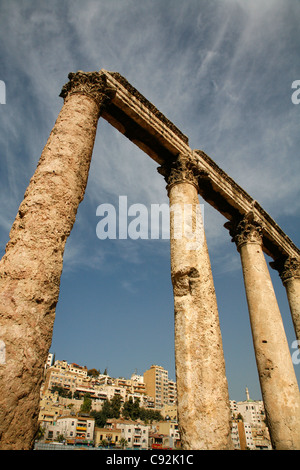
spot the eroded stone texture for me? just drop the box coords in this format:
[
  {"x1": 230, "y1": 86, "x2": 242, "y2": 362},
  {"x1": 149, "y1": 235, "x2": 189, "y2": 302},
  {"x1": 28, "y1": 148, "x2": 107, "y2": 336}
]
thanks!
[
  {"x1": 226, "y1": 213, "x2": 300, "y2": 450},
  {"x1": 0, "y1": 71, "x2": 115, "y2": 450},
  {"x1": 158, "y1": 155, "x2": 233, "y2": 450}
]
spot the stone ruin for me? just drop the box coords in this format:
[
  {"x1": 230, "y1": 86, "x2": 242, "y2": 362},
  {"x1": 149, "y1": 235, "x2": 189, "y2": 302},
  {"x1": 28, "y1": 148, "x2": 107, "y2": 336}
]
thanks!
[{"x1": 0, "y1": 71, "x2": 299, "y2": 450}]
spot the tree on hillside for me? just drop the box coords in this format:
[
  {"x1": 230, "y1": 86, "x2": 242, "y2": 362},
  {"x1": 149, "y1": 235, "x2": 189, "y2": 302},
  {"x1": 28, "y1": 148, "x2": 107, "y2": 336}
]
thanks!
[
  {"x1": 80, "y1": 394, "x2": 92, "y2": 413},
  {"x1": 50, "y1": 385, "x2": 72, "y2": 399},
  {"x1": 110, "y1": 395, "x2": 122, "y2": 419},
  {"x1": 91, "y1": 394, "x2": 122, "y2": 428},
  {"x1": 87, "y1": 368, "x2": 100, "y2": 378},
  {"x1": 122, "y1": 396, "x2": 135, "y2": 420},
  {"x1": 122, "y1": 397, "x2": 163, "y2": 423}
]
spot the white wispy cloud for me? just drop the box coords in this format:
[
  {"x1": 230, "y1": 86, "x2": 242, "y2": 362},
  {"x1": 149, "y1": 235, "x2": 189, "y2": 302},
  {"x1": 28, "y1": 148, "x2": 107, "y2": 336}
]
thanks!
[{"x1": 0, "y1": 0, "x2": 299, "y2": 272}]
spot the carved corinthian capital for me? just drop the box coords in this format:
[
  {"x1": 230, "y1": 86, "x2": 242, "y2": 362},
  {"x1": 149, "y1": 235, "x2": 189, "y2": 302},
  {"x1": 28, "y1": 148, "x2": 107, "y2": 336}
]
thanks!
[
  {"x1": 224, "y1": 212, "x2": 263, "y2": 251},
  {"x1": 157, "y1": 153, "x2": 206, "y2": 192},
  {"x1": 59, "y1": 71, "x2": 116, "y2": 110},
  {"x1": 271, "y1": 256, "x2": 300, "y2": 283}
]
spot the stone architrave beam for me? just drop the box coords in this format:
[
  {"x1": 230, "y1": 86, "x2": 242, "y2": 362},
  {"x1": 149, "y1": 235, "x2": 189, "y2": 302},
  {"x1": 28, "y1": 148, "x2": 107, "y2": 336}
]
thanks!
[
  {"x1": 0, "y1": 69, "x2": 299, "y2": 450},
  {"x1": 99, "y1": 69, "x2": 299, "y2": 263}
]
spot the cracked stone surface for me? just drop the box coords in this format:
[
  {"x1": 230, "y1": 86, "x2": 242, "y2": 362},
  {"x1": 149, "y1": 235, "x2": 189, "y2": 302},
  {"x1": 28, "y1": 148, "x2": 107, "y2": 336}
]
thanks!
[
  {"x1": 0, "y1": 91, "x2": 101, "y2": 449},
  {"x1": 169, "y1": 181, "x2": 233, "y2": 450}
]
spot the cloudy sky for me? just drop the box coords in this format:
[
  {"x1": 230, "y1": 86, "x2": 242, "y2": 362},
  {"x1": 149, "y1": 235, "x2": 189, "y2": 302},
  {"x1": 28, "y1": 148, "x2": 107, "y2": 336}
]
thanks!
[{"x1": 0, "y1": 0, "x2": 299, "y2": 401}]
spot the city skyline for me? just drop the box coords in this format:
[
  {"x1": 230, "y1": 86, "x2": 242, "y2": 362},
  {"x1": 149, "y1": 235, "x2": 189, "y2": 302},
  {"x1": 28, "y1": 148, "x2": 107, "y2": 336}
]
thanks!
[
  {"x1": 0, "y1": 0, "x2": 299, "y2": 404},
  {"x1": 45, "y1": 353, "x2": 257, "y2": 404}
]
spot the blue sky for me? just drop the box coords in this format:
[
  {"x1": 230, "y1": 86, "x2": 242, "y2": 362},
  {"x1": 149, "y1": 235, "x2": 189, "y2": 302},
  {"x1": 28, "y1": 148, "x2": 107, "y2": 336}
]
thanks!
[{"x1": 0, "y1": 0, "x2": 299, "y2": 402}]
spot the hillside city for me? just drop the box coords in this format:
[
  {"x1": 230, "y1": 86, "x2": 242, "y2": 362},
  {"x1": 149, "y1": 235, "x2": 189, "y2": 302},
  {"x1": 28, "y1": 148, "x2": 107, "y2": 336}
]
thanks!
[{"x1": 35, "y1": 354, "x2": 272, "y2": 450}]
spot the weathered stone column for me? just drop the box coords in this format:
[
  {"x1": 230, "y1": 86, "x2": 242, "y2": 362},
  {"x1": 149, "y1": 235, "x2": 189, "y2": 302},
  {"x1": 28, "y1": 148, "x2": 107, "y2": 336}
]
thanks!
[
  {"x1": 225, "y1": 213, "x2": 300, "y2": 450},
  {"x1": 271, "y1": 256, "x2": 300, "y2": 344},
  {"x1": 158, "y1": 154, "x2": 233, "y2": 450},
  {"x1": 0, "y1": 71, "x2": 115, "y2": 450}
]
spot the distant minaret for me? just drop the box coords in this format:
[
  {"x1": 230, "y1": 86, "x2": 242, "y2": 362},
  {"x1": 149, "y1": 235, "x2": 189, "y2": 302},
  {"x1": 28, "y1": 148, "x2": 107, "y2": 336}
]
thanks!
[{"x1": 246, "y1": 387, "x2": 250, "y2": 401}]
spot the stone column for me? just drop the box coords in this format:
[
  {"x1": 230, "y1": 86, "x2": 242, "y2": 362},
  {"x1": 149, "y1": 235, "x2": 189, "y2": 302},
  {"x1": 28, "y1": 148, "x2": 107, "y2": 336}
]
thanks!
[
  {"x1": 225, "y1": 213, "x2": 300, "y2": 450},
  {"x1": 0, "y1": 71, "x2": 115, "y2": 450},
  {"x1": 158, "y1": 154, "x2": 233, "y2": 450},
  {"x1": 271, "y1": 256, "x2": 300, "y2": 344}
]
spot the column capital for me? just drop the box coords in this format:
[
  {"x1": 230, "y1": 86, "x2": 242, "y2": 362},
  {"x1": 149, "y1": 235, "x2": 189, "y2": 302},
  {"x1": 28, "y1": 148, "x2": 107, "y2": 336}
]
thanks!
[
  {"x1": 271, "y1": 256, "x2": 300, "y2": 283},
  {"x1": 224, "y1": 212, "x2": 263, "y2": 251},
  {"x1": 59, "y1": 71, "x2": 116, "y2": 110},
  {"x1": 157, "y1": 153, "x2": 206, "y2": 192}
]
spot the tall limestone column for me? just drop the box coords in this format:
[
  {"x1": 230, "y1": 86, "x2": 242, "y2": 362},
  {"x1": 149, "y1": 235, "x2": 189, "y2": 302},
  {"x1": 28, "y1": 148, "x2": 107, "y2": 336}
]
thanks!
[
  {"x1": 271, "y1": 256, "x2": 300, "y2": 344},
  {"x1": 158, "y1": 154, "x2": 233, "y2": 450},
  {"x1": 0, "y1": 71, "x2": 115, "y2": 450},
  {"x1": 225, "y1": 213, "x2": 300, "y2": 450}
]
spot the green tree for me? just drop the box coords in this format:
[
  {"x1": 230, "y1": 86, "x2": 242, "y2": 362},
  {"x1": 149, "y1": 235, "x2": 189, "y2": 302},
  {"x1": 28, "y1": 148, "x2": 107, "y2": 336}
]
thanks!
[
  {"x1": 122, "y1": 397, "x2": 145, "y2": 421},
  {"x1": 91, "y1": 410, "x2": 107, "y2": 428},
  {"x1": 50, "y1": 385, "x2": 72, "y2": 399},
  {"x1": 110, "y1": 395, "x2": 122, "y2": 419},
  {"x1": 132, "y1": 397, "x2": 140, "y2": 420},
  {"x1": 80, "y1": 394, "x2": 92, "y2": 413},
  {"x1": 139, "y1": 407, "x2": 163, "y2": 423},
  {"x1": 122, "y1": 396, "x2": 134, "y2": 420},
  {"x1": 91, "y1": 394, "x2": 122, "y2": 427},
  {"x1": 99, "y1": 439, "x2": 109, "y2": 448},
  {"x1": 35, "y1": 425, "x2": 45, "y2": 441},
  {"x1": 87, "y1": 368, "x2": 100, "y2": 378},
  {"x1": 119, "y1": 437, "x2": 128, "y2": 449}
]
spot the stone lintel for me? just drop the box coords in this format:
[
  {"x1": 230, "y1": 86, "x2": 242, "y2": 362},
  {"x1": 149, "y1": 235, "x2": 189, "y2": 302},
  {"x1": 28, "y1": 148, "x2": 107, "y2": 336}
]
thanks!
[{"x1": 96, "y1": 69, "x2": 299, "y2": 262}]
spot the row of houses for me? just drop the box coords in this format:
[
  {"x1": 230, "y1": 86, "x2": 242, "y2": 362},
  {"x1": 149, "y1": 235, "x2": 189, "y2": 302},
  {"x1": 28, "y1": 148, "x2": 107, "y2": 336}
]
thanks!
[
  {"x1": 38, "y1": 356, "x2": 272, "y2": 450},
  {"x1": 41, "y1": 416, "x2": 180, "y2": 450}
]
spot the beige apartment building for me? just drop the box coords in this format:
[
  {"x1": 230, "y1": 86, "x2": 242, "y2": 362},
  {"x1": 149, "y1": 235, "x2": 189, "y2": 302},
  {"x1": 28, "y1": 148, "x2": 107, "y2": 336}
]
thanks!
[{"x1": 143, "y1": 365, "x2": 177, "y2": 409}]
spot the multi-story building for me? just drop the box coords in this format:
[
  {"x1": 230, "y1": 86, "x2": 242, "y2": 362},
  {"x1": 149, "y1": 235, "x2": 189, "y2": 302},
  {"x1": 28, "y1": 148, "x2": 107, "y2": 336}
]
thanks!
[
  {"x1": 168, "y1": 380, "x2": 177, "y2": 406},
  {"x1": 42, "y1": 365, "x2": 78, "y2": 396},
  {"x1": 69, "y1": 363, "x2": 88, "y2": 377},
  {"x1": 143, "y1": 365, "x2": 177, "y2": 409},
  {"x1": 116, "y1": 421, "x2": 149, "y2": 450},
  {"x1": 45, "y1": 353, "x2": 54, "y2": 368},
  {"x1": 38, "y1": 391, "x2": 70, "y2": 426},
  {"x1": 94, "y1": 427, "x2": 122, "y2": 447},
  {"x1": 161, "y1": 404, "x2": 178, "y2": 421},
  {"x1": 231, "y1": 390, "x2": 266, "y2": 428},
  {"x1": 43, "y1": 414, "x2": 95, "y2": 442},
  {"x1": 230, "y1": 389, "x2": 271, "y2": 450},
  {"x1": 231, "y1": 422, "x2": 241, "y2": 450},
  {"x1": 151, "y1": 420, "x2": 181, "y2": 449}
]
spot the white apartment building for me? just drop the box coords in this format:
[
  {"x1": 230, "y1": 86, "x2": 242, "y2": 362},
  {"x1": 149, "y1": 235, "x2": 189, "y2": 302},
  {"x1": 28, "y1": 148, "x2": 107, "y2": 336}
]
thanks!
[
  {"x1": 116, "y1": 422, "x2": 149, "y2": 450},
  {"x1": 130, "y1": 373, "x2": 144, "y2": 383},
  {"x1": 230, "y1": 389, "x2": 266, "y2": 428},
  {"x1": 43, "y1": 415, "x2": 95, "y2": 442},
  {"x1": 236, "y1": 400, "x2": 265, "y2": 427},
  {"x1": 68, "y1": 363, "x2": 88, "y2": 377},
  {"x1": 46, "y1": 353, "x2": 54, "y2": 368},
  {"x1": 236, "y1": 388, "x2": 265, "y2": 428},
  {"x1": 231, "y1": 422, "x2": 241, "y2": 450},
  {"x1": 243, "y1": 422, "x2": 255, "y2": 449}
]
